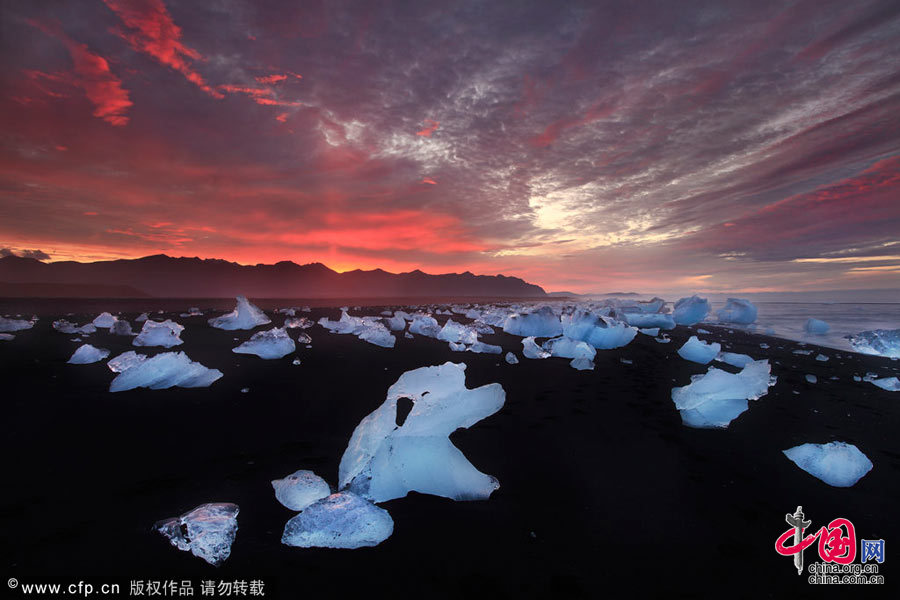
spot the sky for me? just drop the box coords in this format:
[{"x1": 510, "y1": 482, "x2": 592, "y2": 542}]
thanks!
[{"x1": 1, "y1": 0, "x2": 899, "y2": 294}]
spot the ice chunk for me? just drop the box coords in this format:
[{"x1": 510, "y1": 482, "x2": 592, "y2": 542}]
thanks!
[
  {"x1": 272, "y1": 470, "x2": 331, "y2": 511},
  {"x1": 317, "y1": 311, "x2": 395, "y2": 348},
  {"x1": 107, "y1": 351, "x2": 147, "y2": 373},
  {"x1": 233, "y1": 327, "x2": 296, "y2": 359},
  {"x1": 339, "y1": 362, "x2": 505, "y2": 502},
  {"x1": 52, "y1": 319, "x2": 96, "y2": 335},
  {"x1": 179, "y1": 307, "x2": 203, "y2": 317},
  {"x1": 358, "y1": 323, "x2": 395, "y2": 348},
  {"x1": 467, "y1": 341, "x2": 502, "y2": 354},
  {"x1": 505, "y1": 352, "x2": 518, "y2": 365},
  {"x1": 677, "y1": 336, "x2": 721, "y2": 364},
  {"x1": 624, "y1": 312, "x2": 675, "y2": 330},
  {"x1": 385, "y1": 314, "x2": 406, "y2": 331},
  {"x1": 562, "y1": 311, "x2": 637, "y2": 349},
  {"x1": 471, "y1": 321, "x2": 495, "y2": 335},
  {"x1": 847, "y1": 329, "x2": 900, "y2": 358},
  {"x1": 284, "y1": 316, "x2": 313, "y2": 329},
  {"x1": 715, "y1": 352, "x2": 754, "y2": 368},
  {"x1": 0, "y1": 333, "x2": 13, "y2": 341},
  {"x1": 404, "y1": 331, "x2": 414, "y2": 339},
  {"x1": 805, "y1": 318, "x2": 829, "y2": 335},
  {"x1": 208, "y1": 296, "x2": 271, "y2": 330},
  {"x1": 448, "y1": 342, "x2": 466, "y2": 352},
  {"x1": 542, "y1": 336, "x2": 596, "y2": 360},
  {"x1": 110, "y1": 352, "x2": 223, "y2": 392},
  {"x1": 869, "y1": 377, "x2": 900, "y2": 391},
  {"x1": 111, "y1": 319, "x2": 133, "y2": 336},
  {"x1": 502, "y1": 306, "x2": 562, "y2": 338},
  {"x1": 672, "y1": 360, "x2": 776, "y2": 428},
  {"x1": 673, "y1": 295, "x2": 710, "y2": 326},
  {"x1": 281, "y1": 492, "x2": 393, "y2": 549},
  {"x1": 805, "y1": 374, "x2": 817, "y2": 384},
  {"x1": 409, "y1": 314, "x2": 441, "y2": 338},
  {"x1": 437, "y1": 319, "x2": 479, "y2": 345},
  {"x1": 815, "y1": 354, "x2": 829, "y2": 362},
  {"x1": 639, "y1": 327, "x2": 660, "y2": 337},
  {"x1": 522, "y1": 336, "x2": 550, "y2": 359},
  {"x1": 135, "y1": 313, "x2": 149, "y2": 322},
  {"x1": 655, "y1": 335, "x2": 671, "y2": 344},
  {"x1": 570, "y1": 358, "x2": 594, "y2": 371},
  {"x1": 133, "y1": 319, "x2": 184, "y2": 348},
  {"x1": 0, "y1": 316, "x2": 34, "y2": 333},
  {"x1": 717, "y1": 298, "x2": 758, "y2": 324},
  {"x1": 295, "y1": 332, "x2": 312, "y2": 344},
  {"x1": 92, "y1": 312, "x2": 117, "y2": 329},
  {"x1": 155, "y1": 503, "x2": 239, "y2": 566},
  {"x1": 783, "y1": 442, "x2": 873, "y2": 487},
  {"x1": 68, "y1": 344, "x2": 110, "y2": 364}
]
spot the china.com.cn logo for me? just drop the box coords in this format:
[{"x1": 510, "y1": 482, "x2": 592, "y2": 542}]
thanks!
[{"x1": 775, "y1": 506, "x2": 885, "y2": 576}]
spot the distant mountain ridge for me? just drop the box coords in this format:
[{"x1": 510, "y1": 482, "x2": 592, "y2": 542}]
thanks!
[{"x1": 0, "y1": 254, "x2": 547, "y2": 298}]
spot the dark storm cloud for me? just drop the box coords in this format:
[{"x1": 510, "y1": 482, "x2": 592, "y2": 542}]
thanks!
[{"x1": 0, "y1": 0, "x2": 898, "y2": 290}]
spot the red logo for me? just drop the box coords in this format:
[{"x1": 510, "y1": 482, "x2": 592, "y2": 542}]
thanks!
[{"x1": 775, "y1": 506, "x2": 856, "y2": 574}]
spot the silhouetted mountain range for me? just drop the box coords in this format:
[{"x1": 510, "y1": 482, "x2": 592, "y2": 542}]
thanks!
[{"x1": 0, "y1": 254, "x2": 547, "y2": 298}]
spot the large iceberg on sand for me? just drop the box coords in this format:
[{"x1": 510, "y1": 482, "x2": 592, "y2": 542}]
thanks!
[
  {"x1": 339, "y1": 362, "x2": 505, "y2": 503},
  {"x1": 0, "y1": 316, "x2": 34, "y2": 333},
  {"x1": 717, "y1": 298, "x2": 758, "y2": 324},
  {"x1": 68, "y1": 344, "x2": 110, "y2": 364},
  {"x1": 847, "y1": 329, "x2": 900, "y2": 358},
  {"x1": 673, "y1": 295, "x2": 710, "y2": 326},
  {"x1": 502, "y1": 306, "x2": 562, "y2": 338},
  {"x1": 672, "y1": 360, "x2": 776, "y2": 428},
  {"x1": 155, "y1": 503, "x2": 239, "y2": 566},
  {"x1": 272, "y1": 470, "x2": 331, "y2": 511},
  {"x1": 677, "y1": 336, "x2": 721, "y2": 364},
  {"x1": 208, "y1": 296, "x2": 271, "y2": 330},
  {"x1": 804, "y1": 318, "x2": 829, "y2": 335},
  {"x1": 233, "y1": 327, "x2": 295, "y2": 359},
  {"x1": 783, "y1": 442, "x2": 873, "y2": 487},
  {"x1": 281, "y1": 492, "x2": 393, "y2": 549},
  {"x1": 109, "y1": 352, "x2": 222, "y2": 392},
  {"x1": 133, "y1": 319, "x2": 184, "y2": 348},
  {"x1": 562, "y1": 310, "x2": 637, "y2": 349}
]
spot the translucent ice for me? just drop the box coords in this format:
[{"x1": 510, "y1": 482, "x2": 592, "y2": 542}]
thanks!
[
  {"x1": 409, "y1": 314, "x2": 441, "y2": 338},
  {"x1": 107, "y1": 351, "x2": 147, "y2": 373},
  {"x1": 68, "y1": 344, "x2": 110, "y2": 364},
  {"x1": 522, "y1": 336, "x2": 551, "y2": 359},
  {"x1": 208, "y1": 296, "x2": 271, "y2": 330},
  {"x1": 672, "y1": 295, "x2": 710, "y2": 326},
  {"x1": 542, "y1": 336, "x2": 596, "y2": 360},
  {"x1": 0, "y1": 316, "x2": 34, "y2": 333},
  {"x1": 677, "y1": 336, "x2": 721, "y2": 364},
  {"x1": 715, "y1": 352, "x2": 754, "y2": 369},
  {"x1": 624, "y1": 312, "x2": 675, "y2": 330},
  {"x1": 284, "y1": 316, "x2": 314, "y2": 329},
  {"x1": 133, "y1": 319, "x2": 184, "y2": 348},
  {"x1": 869, "y1": 377, "x2": 900, "y2": 391},
  {"x1": 109, "y1": 352, "x2": 222, "y2": 392},
  {"x1": 467, "y1": 341, "x2": 502, "y2": 354},
  {"x1": 562, "y1": 310, "x2": 636, "y2": 349},
  {"x1": 281, "y1": 492, "x2": 393, "y2": 549},
  {"x1": 0, "y1": 333, "x2": 13, "y2": 341},
  {"x1": 135, "y1": 313, "x2": 149, "y2": 323},
  {"x1": 272, "y1": 470, "x2": 331, "y2": 511},
  {"x1": 505, "y1": 352, "x2": 519, "y2": 364},
  {"x1": 437, "y1": 319, "x2": 479, "y2": 345},
  {"x1": 847, "y1": 329, "x2": 900, "y2": 358},
  {"x1": 672, "y1": 360, "x2": 775, "y2": 428},
  {"x1": 155, "y1": 503, "x2": 239, "y2": 566},
  {"x1": 52, "y1": 320, "x2": 96, "y2": 335},
  {"x1": 717, "y1": 298, "x2": 758, "y2": 324},
  {"x1": 570, "y1": 358, "x2": 595, "y2": 371},
  {"x1": 806, "y1": 374, "x2": 817, "y2": 384},
  {"x1": 111, "y1": 319, "x2": 133, "y2": 336},
  {"x1": 318, "y1": 311, "x2": 395, "y2": 348},
  {"x1": 805, "y1": 318, "x2": 829, "y2": 334},
  {"x1": 639, "y1": 327, "x2": 660, "y2": 337},
  {"x1": 339, "y1": 362, "x2": 505, "y2": 502},
  {"x1": 385, "y1": 314, "x2": 407, "y2": 331},
  {"x1": 783, "y1": 442, "x2": 873, "y2": 487},
  {"x1": 92, "y1": 312, "x2": 117, "y2": 329},
  {"x1": 233, "y1": 327, "x2": 296, "y2": 359},
  {"x1": 502, "y1": 306, "x2": 562, "y2": 338}
]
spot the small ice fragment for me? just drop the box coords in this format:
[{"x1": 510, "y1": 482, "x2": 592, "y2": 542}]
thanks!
[
  {"x1": 815, "y1": 354, "x2": 828, "y2": 362},
  {"x1": 52, "y1": 320, "x2": 96, "y2": 335},
  {"x1": 467, "y1": 341, "x2": 502, "y2": 354},
  {"x1": 232, "y1": 327, "x2": 296, "y2": 359},
  {"x1": 68, "y1": 344, "x2": 110, "y2": 364},
  {"x1": 240, "y1": 387, "x2": 249, "y2": 393},
  {"x1": 155, "y1": 503, "x2": 239, "y2": 566},
  {"x1": 715, "y1": 352, "x2": 753, "y2": 368},
  {"x1": 760, "y1": 343, "x2": 769, "y2": 349},
  {"x1": 292, "y1": 358, "x2": 301, "y2": 366},
  {"x1": 448, "y1": 342, "x2": 466, "y2": 352},
  {"x1": 404, "y1": 332, "x2": 414, "y2": 339},
  {"x1": 281, "y1": 492, "x2": 393, "y2": 549},
  {"x1": 620, "y1": 358, "x2": 632, "y2": 365},
  {"x1": 639, "y1": 327, "x2": 660, "y2": 337},
  {"x1": 0, "y1": 316, "x2": 34, "y2": 332},
  {"x1": 135, "y1": 313, "x2": 149, "y2": 322},
  {"x1": 522, "y1": 336, "x2": 550, "y2": 359},
  {"x1": 792, "y1": 349, "x2": 813, "y2": 355},
  {"x1": 805, "y1": 318, "x2": 829, "y2": 334},
  {"x1": 505, "y1": 352, "x2": 518, "y2": 364},
  {"x1": 677, "y1": 336, "x2": 721, "y2": 364},
  {"x1": 696, "y1": 328, "x2": 711, "y2": 334},
  {"x1": 805, "y1": 374, "x2": 817, "y2": 383},
  {"x1": 107, "y1": 351, "x2": 147, "y2": 373},
  {"x1": 208, "y1": 296, "x2": 271, "y2": 330},
  {"x1": 783, "y1": 442, "x2": 873, "y2": 487},
  {"x1": 272, "y1": 470, "x2": 331, "y2": 511},
  {"x1": 133, "y1": 319, "x2": 184, "y2": 348},
  {"x1": 91, "y1": 312, "x2": 117, "y2": 329},
  {"x1": 0, "y1": 333, "x2": 13, "y2": 341},
  {"x1": 570, "y1": 357, "x2": 594, "y2": 370}
]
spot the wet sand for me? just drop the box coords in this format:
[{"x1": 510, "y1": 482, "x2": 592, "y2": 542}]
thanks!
[{"x1": 2, "y1": 303, "x2": 898, "y2": 598}]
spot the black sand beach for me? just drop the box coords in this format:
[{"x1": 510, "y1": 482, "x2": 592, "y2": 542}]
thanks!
[{"x1": 2, "y1": 300, "x2": 898, "y2": 598}]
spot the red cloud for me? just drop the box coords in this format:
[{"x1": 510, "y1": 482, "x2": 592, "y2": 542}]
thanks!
[
  {"x1": 102, "y1": 0, "x2": 222, "y2": 98},
  {"x1": 27, "y1": 20, "x2": 133, "y2": 126},
  {"x1": 416, "y1": 119, "x2": 439, "y2": 137},
  {"x1": 421, "y1": 177, "x2": 437, "y2": 185},
  {"x1": 219, "y1": 84, "x2": 302, "y2": 107},
  {"x1": 255, "y1": 74, "x2": 288, "y2": 84}
]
